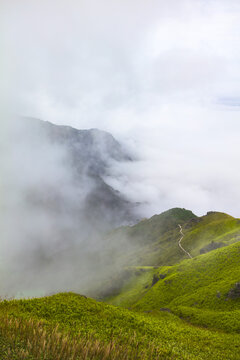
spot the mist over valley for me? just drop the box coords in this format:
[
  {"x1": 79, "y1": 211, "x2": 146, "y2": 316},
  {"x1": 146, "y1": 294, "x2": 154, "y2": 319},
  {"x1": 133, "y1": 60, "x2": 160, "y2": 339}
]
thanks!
[
  {"x1": 0, "y1": 117, "x2": 140, "y2": 297},
  {"x1": 1, "y1": 1, "x2": 240, "y2": 358}
]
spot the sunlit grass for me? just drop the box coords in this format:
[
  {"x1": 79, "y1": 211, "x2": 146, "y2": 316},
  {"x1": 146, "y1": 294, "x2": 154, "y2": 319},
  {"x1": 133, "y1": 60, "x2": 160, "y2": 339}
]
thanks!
[
  {"x1": 0, "y1": 314, "x2": 178, "y2": 359},
  {"x1": 1, "y1": 292, "x2": 240, "y2": 359}
]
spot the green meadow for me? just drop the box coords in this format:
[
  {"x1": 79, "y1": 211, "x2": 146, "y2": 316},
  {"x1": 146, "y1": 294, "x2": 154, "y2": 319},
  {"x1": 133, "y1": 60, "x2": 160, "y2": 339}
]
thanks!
[{"x1": 1, "y1": 208, "x2": 240, "y2": 359}]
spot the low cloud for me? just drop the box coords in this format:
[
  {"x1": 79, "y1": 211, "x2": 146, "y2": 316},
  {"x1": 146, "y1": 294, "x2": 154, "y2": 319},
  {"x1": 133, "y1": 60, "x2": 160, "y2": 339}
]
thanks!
[
  {"x1": 0, "y1": 117, "x2": 137, "y2": 297},
  {"x1": 1, "y1": 0, "x2": 240, "y2": 296}
]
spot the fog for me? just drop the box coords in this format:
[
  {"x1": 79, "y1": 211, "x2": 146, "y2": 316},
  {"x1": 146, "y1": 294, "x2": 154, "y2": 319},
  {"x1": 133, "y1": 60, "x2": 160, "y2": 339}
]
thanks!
[
  {"x1": 1, "y1": 0, "x2": 240, "y2": 296},
  {"x1": 0, "y1": 116, "x2": 138, "y2": 297},
  {"x1": 2, "y1": 0, "x2": 240, "y2": 217}
]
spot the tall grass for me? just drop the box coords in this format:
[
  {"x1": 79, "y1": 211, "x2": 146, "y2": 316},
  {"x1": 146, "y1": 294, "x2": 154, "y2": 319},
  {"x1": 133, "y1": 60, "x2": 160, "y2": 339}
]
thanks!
[{"x1": 0, "y1": 315, "x2": 172, "y2": 360}]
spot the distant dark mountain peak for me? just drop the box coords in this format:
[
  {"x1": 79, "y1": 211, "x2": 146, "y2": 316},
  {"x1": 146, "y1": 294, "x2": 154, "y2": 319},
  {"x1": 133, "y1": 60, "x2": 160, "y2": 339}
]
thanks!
[
  {"x1": 15, "y1": 116, "x2": 138, "y2": 231},
  {"x1": 20, "y1": 117, "x2": 132, "y2": 171}
]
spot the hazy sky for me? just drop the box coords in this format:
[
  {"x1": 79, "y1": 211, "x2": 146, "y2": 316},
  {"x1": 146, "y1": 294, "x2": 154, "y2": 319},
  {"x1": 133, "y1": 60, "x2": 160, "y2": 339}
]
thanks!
[{"x1": 2, "y1": 0, "x2": 240, "y2": 217}]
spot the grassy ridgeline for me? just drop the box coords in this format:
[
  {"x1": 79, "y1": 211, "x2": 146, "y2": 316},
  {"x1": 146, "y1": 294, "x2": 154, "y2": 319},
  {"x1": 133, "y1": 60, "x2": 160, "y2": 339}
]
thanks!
[{"x1": 105, "y1": 208, "x2": 240, "y2": 267}]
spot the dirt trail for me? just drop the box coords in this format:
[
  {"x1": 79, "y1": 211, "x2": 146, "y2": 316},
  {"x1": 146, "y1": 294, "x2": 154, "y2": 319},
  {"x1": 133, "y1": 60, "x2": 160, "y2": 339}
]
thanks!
[{"x1": 178, "y1": 224, "x2": 192, "y2": 259}]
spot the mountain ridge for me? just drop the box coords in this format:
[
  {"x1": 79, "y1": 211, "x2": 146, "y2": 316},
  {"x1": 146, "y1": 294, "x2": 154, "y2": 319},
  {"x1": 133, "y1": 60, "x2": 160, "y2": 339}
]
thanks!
[
  {"x1": 15, "y1": 116, "x2": 138, "y2": 229},
  {"x1": 104, "y1": 207, "x2": 240, "y2": 266}
]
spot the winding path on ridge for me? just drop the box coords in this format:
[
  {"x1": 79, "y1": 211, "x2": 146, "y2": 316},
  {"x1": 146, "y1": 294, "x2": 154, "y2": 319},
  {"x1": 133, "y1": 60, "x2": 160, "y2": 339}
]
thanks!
[{"x1": 178, "y1": 224, "x2": 192, "y2": 259}]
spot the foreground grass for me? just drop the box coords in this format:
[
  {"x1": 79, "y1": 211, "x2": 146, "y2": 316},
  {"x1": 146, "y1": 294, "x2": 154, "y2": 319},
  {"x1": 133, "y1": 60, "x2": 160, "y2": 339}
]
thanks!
[
  {"x1": 0, "y1": 315, "x2": 167, "y2": 360},
  {"x1": 1, "y1": 293, "x2": 240, "y2": 359}
]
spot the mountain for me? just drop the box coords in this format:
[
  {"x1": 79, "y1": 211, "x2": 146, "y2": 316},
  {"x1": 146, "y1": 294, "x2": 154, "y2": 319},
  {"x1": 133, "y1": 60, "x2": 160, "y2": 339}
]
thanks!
[
  {"x1": 97, "y1": 208, "x2": 240, "y2": 298},
  {"x1": 131, "y1": 241, "x2": 240, "y2": 332},
  {"x1": 1, "y1": 207, "x2": 240, "y2": 359},
  {"x1": 3, "y1": 118, "x2": 240, "y2": 358},
  {"x1": 104, "y1": 208, "x2": 240, "y2": 266},
  {"x1": 2, "y1": 243, "x2": 240, "y2": 359},
  {"x1": 105, "y1": 227, "x2": 240, "y2": 334},
  {"x1": 1, "y1": 116, "x2": 139, "y2": 296},
  {"x1": 19, "y1": 117, "x2": 137, "y2": 230}
]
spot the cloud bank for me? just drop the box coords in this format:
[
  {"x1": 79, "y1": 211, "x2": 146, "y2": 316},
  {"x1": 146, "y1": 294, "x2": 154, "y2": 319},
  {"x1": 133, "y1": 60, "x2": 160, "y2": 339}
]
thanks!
[
  {"x1": 1, "y1": 1, "x2": 240, "y2": 216},
  {"x1": 0, "y1": 116, "x2": 139, "y2": 297}
]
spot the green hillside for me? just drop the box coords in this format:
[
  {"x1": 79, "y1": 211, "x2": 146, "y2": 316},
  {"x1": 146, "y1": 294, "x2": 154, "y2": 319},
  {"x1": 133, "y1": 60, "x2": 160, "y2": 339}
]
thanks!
[
  {"x1": 105, "y1": 208, "x2": 240, "y2": 267},
  {"x1": 1, "y1": 208, "x2": 240, "y2": 359},
  {"x1": 106, "y1": 210, "x2": 240, "y2": 334},
  {"x1": 180, "y1": 211, "x2": 240, "y2": 256},
  {"x1": 100, "y1": 208, "x2": 240, "y2": 299},
  {"x1": 108, "y1": 239, "x2": 240, "y2": 333},
  {"x1": 124, "y1": 242, "x2": 240, "y2": 332},
  {"x1": 1, "y1": 292, "x2": 240, "y2": 359}
]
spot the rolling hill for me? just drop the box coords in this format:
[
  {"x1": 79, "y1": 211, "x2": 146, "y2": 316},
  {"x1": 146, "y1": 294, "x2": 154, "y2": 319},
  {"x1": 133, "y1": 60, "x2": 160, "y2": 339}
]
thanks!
[
  {"x1": 1, "y1": 207, "x2": 240, "y2": 358},
  {"x1": 1, "y1": 291, "x2": 240, "y2": 359},
  {"x1": 104, "y1": 207, "x2": 240, "y2": 266}
]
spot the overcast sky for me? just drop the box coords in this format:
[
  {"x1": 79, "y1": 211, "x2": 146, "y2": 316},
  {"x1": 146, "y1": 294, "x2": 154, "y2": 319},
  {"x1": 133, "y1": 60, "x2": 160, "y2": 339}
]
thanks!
[{"x1": 2, "y1": 0, "x2": 240, "y2": 217}]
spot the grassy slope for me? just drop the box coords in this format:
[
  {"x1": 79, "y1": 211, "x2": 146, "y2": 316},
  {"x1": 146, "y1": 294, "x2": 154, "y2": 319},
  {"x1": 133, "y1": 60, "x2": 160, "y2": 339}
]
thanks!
[
  {"x1": 106, "y1": 208, "x2": 240, "y2": 267},
  {"x1": 1, "y1": 208, "x2": 240, "y2": 358},
  {"x1": 1, "y1": 293, "x2": 240, "y2": 359},
  {"x1": 105, "y1": 267, "x2": 156, "y2": 307},
  {"x1": 106, "y1": 208, "x2": 197, "y2": 266},
  {"x1": 181, "y1": 212, "x2": 240, "y2": 257},
  {"x1": 104, "y1": 209, "x2": 240, "y2": 305},
  {"x1": 105, "y1": 209, "x2": 240, "y2": 339},
  {"x1": 108, "y1": 241, "x2": 240, "y2": 333}
]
